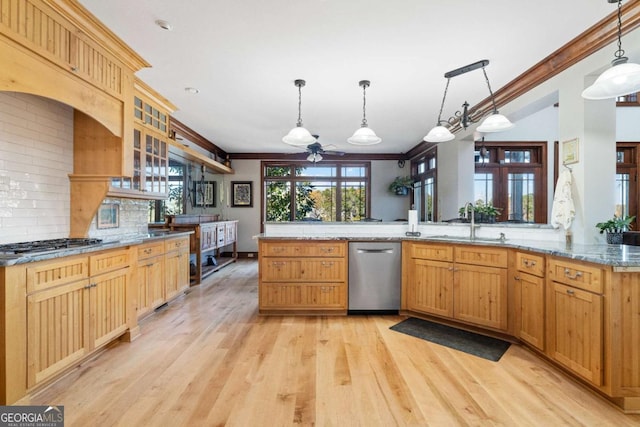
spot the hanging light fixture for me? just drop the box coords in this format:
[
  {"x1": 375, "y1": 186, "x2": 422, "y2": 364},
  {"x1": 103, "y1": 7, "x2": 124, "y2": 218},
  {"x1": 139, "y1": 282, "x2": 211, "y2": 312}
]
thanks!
[
  {"x1": 476, "y1": 66, "x2": 515, "y2": 133},
  {"x1": 347, "y1": 80, "x2": 382, "y2": 145},
  {"x1": 582, "y1": 0, "x2": 640, "y2": 100},
  {"x1": 307, "y1": 152, "x2": 322, "y2": 163},
  {"x1": 283, "y1": 79, "x2": 316, "y2": 146},
  {"x1": 423, "y1": 77, "x2": 455, "y2": 142}
]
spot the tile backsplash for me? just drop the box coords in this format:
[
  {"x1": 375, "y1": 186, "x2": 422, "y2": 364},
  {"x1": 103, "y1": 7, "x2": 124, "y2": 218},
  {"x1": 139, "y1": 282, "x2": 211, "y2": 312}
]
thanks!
[{"x1": 0, "y1": 92, "x2": 149, "y2": 244}]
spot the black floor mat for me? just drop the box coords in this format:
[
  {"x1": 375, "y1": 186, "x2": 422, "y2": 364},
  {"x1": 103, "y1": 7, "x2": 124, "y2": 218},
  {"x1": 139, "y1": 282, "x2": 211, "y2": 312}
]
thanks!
[{"x1": 390, "y1": 317, "x2": 511, "y2": 361}]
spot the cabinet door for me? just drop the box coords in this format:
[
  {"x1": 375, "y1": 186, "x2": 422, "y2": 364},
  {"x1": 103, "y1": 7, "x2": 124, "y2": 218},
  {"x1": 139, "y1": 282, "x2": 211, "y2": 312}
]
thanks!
[
  {"x1": 304, "y1": 284, "x2": 346, "y2": 309},
  {"x1": 165, "y1": 250, "x2": 189, "y2": 300},
  {"x1": 548, "y1": 282, "x2": 603, "y2": 386},
  {"x1": 454, "y1": 263, "x2": 508, "y2": 330},
  {"x1": 91, "y1": 268, "x2": 129, "y2": 349},
  {"x1": 408, "y1": 258, "x2": 453, "y2": 317},
  {"x1": 137, "y1": 256, "x2": 165, "y2": 315},
  {"x1": 261, "y1": 284, "x2": 303, "y2": 308},
  {"x1": 27, "y1": 280, "x2": 90, "y2": 388},
  {"x1": 516, "y1": 272, "x2": 545, "y2": 350}
]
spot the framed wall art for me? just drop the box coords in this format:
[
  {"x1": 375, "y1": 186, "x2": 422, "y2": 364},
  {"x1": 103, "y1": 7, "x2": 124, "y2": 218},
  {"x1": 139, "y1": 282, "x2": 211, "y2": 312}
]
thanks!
[
  {"x1": 231, "y1": 181, "x2": 252, "y2": 207},
  {"x1": 194, "y1": 181, "x2": 216, "y2": 207},
  {"x1": 562, "y1": 138, "x2": 579, "y2": 165},
  {"x1": 97, "y1": 203, "x2": 119, "y2": 229}
]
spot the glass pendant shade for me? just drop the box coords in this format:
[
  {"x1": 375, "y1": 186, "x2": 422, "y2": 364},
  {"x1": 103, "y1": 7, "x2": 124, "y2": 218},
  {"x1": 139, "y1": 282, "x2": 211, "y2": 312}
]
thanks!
[
  {"x1": 582, "y1": 61, "x2": 640, "y2": 100},
  {"x1": 347, "y1": 125, "x2": 382, "y2": 145},
  {"x1": 307, "y1": 152, "x2": 322, "y2": 162},
  {"x1": 477, "y1": 113, "x2": 515, "y2": 133},
  {"x1": 423, "y1": 125, "x2": 455, "y2": 143},
  {"x1": 282, "y1": 126, "x2": 316, "y2": 146}
]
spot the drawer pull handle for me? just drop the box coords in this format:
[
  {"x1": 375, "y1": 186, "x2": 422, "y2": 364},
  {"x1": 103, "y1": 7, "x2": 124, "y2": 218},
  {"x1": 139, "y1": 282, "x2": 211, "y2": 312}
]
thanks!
[
  {"x1": 321, "y1": 247, "x2": 335, "y2": 253},
  {"x1": 321, "y1": 262, "x2": 334, "y2": 267},
  {"x1": 448, "y1": 267, "x2": 454, "y2": 271},
  {"x1": 566, "y1": 289, "x2": 575, "y2": 295},
  {"x1": 564, "y1": 268, "x2": 583, "y2": 280},
  {"x1": 273, "y1": 247, "x2": 286, "y2": 252},
  {"x1": 523, "y1": 259, "x2": 537, "y2": 267},
  {"x1": 514, "y1": 275, "x2": 521, "y2": 281},
  {"x1": 271, "y1": 262, "x2": 286, "y2": 267}
]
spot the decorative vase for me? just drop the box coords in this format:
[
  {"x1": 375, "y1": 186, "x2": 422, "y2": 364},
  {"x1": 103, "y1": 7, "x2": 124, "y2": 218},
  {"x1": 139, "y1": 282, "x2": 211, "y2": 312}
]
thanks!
[{"x1": 606, "y1": 232, "x2": 623, "y2": 244}]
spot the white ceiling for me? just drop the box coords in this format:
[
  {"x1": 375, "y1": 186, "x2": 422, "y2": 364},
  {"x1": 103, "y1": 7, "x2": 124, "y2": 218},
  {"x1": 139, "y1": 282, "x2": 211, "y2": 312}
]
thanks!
[{"x1": 78, "y1": 0, "x2": 619, "y2": 155}]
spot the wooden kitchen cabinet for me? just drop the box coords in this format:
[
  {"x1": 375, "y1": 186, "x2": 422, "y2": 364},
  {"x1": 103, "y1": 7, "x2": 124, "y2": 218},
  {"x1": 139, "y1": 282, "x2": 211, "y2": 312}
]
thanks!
[
  {"x1": 547, "y1": 258, "x2": 603, "y2": 386},
  {"x1": 407, "y1": 244, "x2": 454, "y2": 317},
  {"x1": 109, "y1": 80, "x2": 175, "y2": 200},
  {"x1": 26, "y1": 249, "x2": 130, "y2": 388},
  {"x1": 405, "y1": 242, "x2": 508, "y2": 331},
  {"x1": 165, "y1": 236, "x2": 190, "y2": 301},
  {"x1": 259, "y1": 240, "x2": 348, "y2": 314},
  {"x1": 167, "y1": 218, "x2": 238, "y2": 284},
  {"x1": 512, "y1": 251, "x2": 545, "y2": 350},
  {"x1": 135, "y1": 241, "x2": 165, "y2": 319}
]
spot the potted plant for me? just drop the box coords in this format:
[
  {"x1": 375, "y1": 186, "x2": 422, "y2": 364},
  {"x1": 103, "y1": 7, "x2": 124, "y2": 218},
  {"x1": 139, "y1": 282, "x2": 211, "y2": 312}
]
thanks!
[
  {"x1": 596, "y1": 215, "x2": 635, "y2": 244},
  {"x1": 458, "y1": 201, "x2": 501, "y2": 223},
  {"x1": 388, "y1": 176, "x2": 414, "y2": 196}
]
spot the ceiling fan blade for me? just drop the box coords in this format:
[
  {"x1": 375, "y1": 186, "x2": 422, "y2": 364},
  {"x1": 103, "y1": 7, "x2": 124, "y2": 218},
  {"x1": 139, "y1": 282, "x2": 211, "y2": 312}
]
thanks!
[
  {"x1": 322, "y1": 150, "x2": 346, "y2": 156},
  {"x1": 322, "y1": 144, "x2": 338, "y2": 150}
]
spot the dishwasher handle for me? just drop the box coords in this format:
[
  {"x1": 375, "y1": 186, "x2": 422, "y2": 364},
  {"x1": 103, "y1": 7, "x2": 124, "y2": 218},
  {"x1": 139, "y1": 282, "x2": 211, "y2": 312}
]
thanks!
[{"x1": 356, "y1": 248, "x2": 395, "y2": 254}]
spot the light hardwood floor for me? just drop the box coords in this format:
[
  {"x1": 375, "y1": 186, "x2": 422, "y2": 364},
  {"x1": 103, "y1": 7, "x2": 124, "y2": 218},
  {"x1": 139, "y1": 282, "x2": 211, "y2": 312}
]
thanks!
[{"x1": 20, "y1": 260, "x2": 640, "y2": 426}]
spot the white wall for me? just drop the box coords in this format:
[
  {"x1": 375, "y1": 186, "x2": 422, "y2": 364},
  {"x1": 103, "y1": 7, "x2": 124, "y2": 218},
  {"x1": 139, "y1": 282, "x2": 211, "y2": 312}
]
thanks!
[{"x1": 0, "y1": 92, "x2": 73, "y2": 243}]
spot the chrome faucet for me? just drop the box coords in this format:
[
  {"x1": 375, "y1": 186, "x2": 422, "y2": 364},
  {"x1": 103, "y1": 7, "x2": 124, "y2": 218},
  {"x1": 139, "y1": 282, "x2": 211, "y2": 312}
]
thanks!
[{"x1": 463, "y1": 202, "x2": 477, "y2": 240}]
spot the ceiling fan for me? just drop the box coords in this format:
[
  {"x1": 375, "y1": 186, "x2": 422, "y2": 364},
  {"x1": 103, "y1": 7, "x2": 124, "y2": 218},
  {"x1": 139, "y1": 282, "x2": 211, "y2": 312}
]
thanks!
[{"x1": 296, "y1": 136, "x2": 346, "y2": 163}]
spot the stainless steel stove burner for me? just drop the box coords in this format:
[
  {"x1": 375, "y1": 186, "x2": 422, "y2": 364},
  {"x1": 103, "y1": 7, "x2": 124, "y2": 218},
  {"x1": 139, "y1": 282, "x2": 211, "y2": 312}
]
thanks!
[{"x1": 0, "y1": 238, "x2": 103, "y2": 255}]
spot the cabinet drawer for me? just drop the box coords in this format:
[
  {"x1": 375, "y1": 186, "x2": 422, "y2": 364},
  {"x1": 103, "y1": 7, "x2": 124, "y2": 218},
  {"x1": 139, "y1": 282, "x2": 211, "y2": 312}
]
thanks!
[
  {"x1": 90, "y1": 249, "x2": 130, "y2": 276},
  {"x1": 548, "y1": 259, "x2": 603, "y2": 294},
  {"x1": 261, "y1": 241, "x2": 346, "y2": 257},
  {"x1": 137, "y1": 242, "x2": 165, "y2": 260},
  {"x1": 166, "y1": 237, "x2": 189, "y2": 253},
  {"x1": 261, "y1": 258, "x2": 346, "y2": 282},
  {"x1": 515, "y1": 252, "x2": 545, "y2": 277},
  {"x1": 411, "y1": 244, "x2": 453, "y2": 262},
  {"x1": 455, "y1": 246, "x2": 508, "y2": 268},
  {"x1": 27, "y1": 256, "x2": 90, "y2": 294},
  {"x1": 260, "y1": 283, "x2": 346, "y2": 309}
]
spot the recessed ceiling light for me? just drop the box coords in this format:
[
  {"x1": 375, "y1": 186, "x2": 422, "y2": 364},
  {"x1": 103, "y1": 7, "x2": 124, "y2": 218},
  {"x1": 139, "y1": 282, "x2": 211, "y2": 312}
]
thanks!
[
  {"x1": 185, "y1": 87, "x2": 199, "y2": 94},
  {"x1": 155, "y1": 19, "x2": 173, "y2": 31}
]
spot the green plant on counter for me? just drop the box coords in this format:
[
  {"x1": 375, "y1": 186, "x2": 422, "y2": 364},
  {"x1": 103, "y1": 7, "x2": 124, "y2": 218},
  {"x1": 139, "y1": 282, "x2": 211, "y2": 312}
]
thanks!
[
  {"x1": 458, "y1": 201, "x2": 502, "y2": 223},
  {"x1": 388, "y1": 176, "x2": 414, "y2": 195},
  {"x1": 595, "y1": 215, "x2": 635, "y2": 234}
]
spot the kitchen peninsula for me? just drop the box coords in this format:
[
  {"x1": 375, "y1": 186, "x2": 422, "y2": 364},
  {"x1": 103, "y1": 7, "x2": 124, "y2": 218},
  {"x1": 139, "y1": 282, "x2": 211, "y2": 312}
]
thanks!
[{"x1": 258, "y1": 222, "x2": 640, "y2": 413}]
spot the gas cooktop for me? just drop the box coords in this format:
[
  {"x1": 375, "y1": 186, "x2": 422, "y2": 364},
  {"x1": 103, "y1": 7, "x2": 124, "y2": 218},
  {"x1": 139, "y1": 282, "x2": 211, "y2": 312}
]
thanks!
[{"x1": 0, "y1": 238, "x2": 103, "y2": 255}]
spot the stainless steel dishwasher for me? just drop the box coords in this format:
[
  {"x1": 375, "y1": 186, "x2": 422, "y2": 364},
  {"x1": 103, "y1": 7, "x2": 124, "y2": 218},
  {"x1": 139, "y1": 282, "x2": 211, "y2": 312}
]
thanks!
[{"x1": 348, "y1": 241, "x2": 401, "y2": 314}]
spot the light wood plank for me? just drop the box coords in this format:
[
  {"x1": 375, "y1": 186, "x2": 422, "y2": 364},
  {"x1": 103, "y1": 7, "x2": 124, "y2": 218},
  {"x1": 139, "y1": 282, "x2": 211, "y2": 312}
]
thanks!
[{"x1": 20, "y1": 261, "x2": 640, "y2": 426}]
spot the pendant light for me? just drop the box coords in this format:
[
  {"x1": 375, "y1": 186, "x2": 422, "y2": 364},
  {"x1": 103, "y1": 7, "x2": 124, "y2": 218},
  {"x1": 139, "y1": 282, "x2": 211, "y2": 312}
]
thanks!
[
  {"x1": 476, "y1": 66, "x2": 515, "y2": 133},
  {"x1": 347, "y1": 80, "x2": 382, "y2": 145},
  {"x1": 582, "y1": 0, "x2": 640, "y2": 100},
  {"x1": 424, "y1": 78, "x2": 455, "y2": 143},
  {"x1": 283, "y1": 79, "x2": 316, "y2": 146}
]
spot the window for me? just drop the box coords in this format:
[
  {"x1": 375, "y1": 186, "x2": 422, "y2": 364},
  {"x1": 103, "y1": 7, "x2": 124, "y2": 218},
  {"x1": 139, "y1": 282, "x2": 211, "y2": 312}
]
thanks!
[
  {"x1": 616, "y1": 142, "x2": 638, "y2": 227},
  {"x1": 262, "y1": 162, "x2": 370, "y2": 223},
  {"x1": 149, "y1": 162, "x2": 185, "y2": 222},
  {"x1": 413, "y1": 150, "x2": 437, "y2": 222},
  {"x1": 474, "y1": 142, "x2": 547, "y2": 223}
]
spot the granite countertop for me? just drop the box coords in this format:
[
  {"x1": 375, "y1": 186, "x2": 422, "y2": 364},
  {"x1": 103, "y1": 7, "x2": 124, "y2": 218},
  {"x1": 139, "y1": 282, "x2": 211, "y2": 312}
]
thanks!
[
  {"x1": 256, "y1": 234, "x2": 640, "y2": 268},
  {"x1": 0, "y1": 231, "x2": 193, "y2": 267}
]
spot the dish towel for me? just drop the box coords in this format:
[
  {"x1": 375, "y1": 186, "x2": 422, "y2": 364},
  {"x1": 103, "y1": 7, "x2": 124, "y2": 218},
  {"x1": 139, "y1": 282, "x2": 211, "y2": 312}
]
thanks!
[{"x1": 550, "y1": 170, "x2": 575, "y2": 230}]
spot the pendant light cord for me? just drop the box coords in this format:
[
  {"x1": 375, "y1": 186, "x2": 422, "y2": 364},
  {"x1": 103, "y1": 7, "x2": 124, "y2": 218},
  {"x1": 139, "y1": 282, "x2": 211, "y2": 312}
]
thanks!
[
  {"x1": 615, "y1": 0, "x2": 625, "y2": 61},
  {"x1": 436, "y1": 78, "x2": 451, "y2": 125},
  {"x1": 482, "y1": 67, "x2": 499, "y2": 114},
  {"x1": 296, "y1": 83, "x2": 303, "y2": 127},
  {"x1": 361, "y1": 84, "x2": 368, "y2": 127}
]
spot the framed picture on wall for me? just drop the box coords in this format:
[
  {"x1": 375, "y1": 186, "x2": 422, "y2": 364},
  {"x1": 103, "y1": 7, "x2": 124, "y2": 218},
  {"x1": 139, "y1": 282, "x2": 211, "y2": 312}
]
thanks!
[
  {"x1": 194, "y1": 181, "x2": 216, "y2": 207},
  {"x1": 562, "y1": 138, "x2": 579, "y2": 165},
  {"x1": 231, "y1": 181, "x2": 252, "y2": 207},
  {"x1": 97, "y1": 203, "x2": 119, "y2": 229}
]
